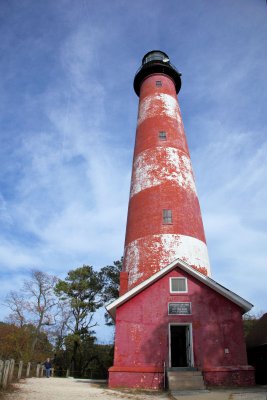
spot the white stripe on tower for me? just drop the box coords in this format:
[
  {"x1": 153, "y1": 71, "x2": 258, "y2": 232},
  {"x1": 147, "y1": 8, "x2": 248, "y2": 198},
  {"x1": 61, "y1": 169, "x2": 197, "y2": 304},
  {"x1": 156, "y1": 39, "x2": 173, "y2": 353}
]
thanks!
[
  {"x1": 130, "y1": 147, "x2": 197, "y2": 197},
  {"x1": 124, "y1": 234, "x2": 211, "y2": 287}
]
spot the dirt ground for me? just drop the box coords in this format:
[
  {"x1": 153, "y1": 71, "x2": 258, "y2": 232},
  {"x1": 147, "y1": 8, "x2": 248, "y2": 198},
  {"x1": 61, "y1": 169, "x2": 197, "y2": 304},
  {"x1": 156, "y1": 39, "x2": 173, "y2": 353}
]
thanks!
[
  {"x1": 3, "y1": 378, "x2": 267, "y2": 400},
  {"x1": 4, "y1": 377, "x2": 171, "y2": 400}
]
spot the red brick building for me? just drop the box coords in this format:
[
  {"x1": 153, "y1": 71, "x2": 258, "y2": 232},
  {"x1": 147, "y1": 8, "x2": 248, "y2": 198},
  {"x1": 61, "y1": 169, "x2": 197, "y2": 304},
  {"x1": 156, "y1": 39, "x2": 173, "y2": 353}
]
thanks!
[
  {"x1": 108, "y1": 260, "x2": 254, "y2": 388},
  {"x1": 107, "y1": 51, "x2": 254, "y2": 389}
]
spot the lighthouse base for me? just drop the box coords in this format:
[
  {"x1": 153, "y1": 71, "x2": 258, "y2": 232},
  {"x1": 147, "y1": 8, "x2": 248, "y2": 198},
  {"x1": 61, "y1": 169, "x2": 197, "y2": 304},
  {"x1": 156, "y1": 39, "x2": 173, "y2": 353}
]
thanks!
[
  {"x1": 108, "y1": 365, "x2": 164, "y2": 390},
  {"x1": 108, "y1": 365, "x2": 255, "y2": 390},
  {"x1": 203, "y1": 366, "x2": 255, "y2": 387}
]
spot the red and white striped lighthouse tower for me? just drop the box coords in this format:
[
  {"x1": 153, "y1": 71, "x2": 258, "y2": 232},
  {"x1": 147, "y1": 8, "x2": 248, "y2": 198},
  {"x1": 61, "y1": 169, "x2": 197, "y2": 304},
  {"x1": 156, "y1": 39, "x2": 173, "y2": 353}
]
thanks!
[{"x1": 122, "y1": 50, "x2": 210, "y2": 291}]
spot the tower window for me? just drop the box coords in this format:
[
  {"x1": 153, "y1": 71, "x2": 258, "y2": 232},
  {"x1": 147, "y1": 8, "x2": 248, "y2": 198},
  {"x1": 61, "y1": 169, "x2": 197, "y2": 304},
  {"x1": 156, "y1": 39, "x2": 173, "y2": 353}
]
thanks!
[
  {"x1": 156, "y1": 80, "x2": 162, "y2": 87},
  {"x1": 159, "y1": 131, "x2": 167, "y2": 140},
  {"x1": 170, "y1": 277, "x2": 188, "y2": 293},
  {"x1": 163, "y1": 209, "x2": 172, "y2": 224}
]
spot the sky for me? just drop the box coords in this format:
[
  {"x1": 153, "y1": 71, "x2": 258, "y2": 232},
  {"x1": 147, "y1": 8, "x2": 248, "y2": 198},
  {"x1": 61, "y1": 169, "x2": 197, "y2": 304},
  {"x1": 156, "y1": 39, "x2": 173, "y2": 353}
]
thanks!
[{"x1": 0, "y1": 0, "x2": 266, "y2": 343}]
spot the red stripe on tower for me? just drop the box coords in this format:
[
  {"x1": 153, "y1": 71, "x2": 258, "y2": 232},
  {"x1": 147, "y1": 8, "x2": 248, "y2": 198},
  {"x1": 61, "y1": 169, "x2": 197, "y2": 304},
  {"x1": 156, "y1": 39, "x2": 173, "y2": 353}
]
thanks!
[{"x1": 122, "y1": 51, "x2": 210, "y2": 291}]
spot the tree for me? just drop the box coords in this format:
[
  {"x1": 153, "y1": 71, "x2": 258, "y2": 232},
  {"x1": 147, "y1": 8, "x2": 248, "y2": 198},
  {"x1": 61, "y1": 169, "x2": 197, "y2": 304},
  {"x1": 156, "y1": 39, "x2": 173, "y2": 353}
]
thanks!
[
  {"x1": 5, "y1": 270, "x2": 58, "y2": 357},
  {"x1": 54, "y1": 265, "x2": 103, "y2": 376},
  {"x1": 53, "y1": 299, "x2": 72, "y2": 352},
  {"x1": 100, "y1": 258, "x2": 122, "y2": 326},
  {"x1": 243, "y1": 311, "x2": 265, "y2": 338},
  {"x1": 5, "y1": 291, "x2": 27, "y2": 327},
  {"x1": 0, "y1": 322, "x2": 52, "y2": 362}
]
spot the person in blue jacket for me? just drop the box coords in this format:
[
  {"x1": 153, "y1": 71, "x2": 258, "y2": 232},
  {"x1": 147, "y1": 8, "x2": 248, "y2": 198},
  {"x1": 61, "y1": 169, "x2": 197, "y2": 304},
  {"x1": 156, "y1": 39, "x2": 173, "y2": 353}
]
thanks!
[{"x1": 44, "y1": 358, "x2": 52, "y2": 378}]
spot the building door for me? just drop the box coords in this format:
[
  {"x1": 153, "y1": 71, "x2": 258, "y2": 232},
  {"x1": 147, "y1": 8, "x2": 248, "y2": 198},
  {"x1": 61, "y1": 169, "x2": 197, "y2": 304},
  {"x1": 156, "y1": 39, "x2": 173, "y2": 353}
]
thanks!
[{"x1": 170, "y1": 324, "x2": 193, "y2": 367}]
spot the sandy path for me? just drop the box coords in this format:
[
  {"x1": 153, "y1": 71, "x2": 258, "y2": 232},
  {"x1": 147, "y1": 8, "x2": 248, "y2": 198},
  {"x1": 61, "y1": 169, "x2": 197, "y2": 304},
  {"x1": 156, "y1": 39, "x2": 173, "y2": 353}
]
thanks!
[
  {"x1": 5, "y1": 378, "x2": 267, "y2": 400},
  {"x1": 5, "y1": 377, "x2": 171, "y2": 400}
]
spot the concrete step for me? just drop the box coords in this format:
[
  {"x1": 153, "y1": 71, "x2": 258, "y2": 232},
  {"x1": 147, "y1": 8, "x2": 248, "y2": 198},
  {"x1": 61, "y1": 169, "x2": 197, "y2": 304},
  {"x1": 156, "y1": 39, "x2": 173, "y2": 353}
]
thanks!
[{"x1": 167, "y1": 370, "x2": 205, "y2": 390}]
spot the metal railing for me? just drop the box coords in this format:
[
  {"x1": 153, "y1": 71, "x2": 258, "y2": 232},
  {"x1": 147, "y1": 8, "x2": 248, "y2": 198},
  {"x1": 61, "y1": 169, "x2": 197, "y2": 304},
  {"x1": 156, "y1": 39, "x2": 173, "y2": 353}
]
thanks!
[{"x1": 134, "y1": 59, "x2": 181, "y2": 79}]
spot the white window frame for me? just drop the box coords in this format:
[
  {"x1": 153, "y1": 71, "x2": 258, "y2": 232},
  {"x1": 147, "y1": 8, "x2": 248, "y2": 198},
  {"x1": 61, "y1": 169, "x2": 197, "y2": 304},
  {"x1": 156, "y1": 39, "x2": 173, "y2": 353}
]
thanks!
[{"x1": 169, "y1": 277, "x2": 188, "y2": 293}]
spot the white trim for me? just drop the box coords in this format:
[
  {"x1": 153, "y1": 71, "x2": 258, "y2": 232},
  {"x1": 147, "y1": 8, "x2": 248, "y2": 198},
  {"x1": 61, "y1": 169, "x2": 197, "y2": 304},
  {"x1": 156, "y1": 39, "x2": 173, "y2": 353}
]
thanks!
[
  {"x1": 169, "y1": 323, "x2": 194, "y2": 368},
  {"x1": 106, "y1": 258, "x2": 253, "y2": 319},
  {"x1": 170, "y1": 277, "x2": 188, "y2": 293}
]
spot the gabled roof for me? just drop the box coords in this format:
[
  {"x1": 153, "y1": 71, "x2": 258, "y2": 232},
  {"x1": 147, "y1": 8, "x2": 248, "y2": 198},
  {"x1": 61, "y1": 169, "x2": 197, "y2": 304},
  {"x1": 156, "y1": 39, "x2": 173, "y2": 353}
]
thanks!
[{"x1": 106, "y1": 258, "x2": 253, "y2": 319}]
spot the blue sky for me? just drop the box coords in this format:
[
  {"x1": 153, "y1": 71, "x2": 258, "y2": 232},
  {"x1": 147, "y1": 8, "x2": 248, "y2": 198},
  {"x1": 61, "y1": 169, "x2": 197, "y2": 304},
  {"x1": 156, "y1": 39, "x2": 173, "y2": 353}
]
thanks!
[{"x1": 0, "y1": 0, "x2": 266, "y2": 342}]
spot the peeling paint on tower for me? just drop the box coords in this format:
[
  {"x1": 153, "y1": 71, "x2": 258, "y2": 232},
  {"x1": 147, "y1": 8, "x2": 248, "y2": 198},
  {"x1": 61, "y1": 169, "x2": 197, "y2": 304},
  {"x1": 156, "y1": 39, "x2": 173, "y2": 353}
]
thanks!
[
  {"x1": 122, "y1": 54, "x2": 210, "y2": 288},
  {"x1": 137, "y1": 93, "x2": 181, "y2": 125},
  {"x1": 130, "y1": 147, "x2": 197, "y2": 197},
  {"x1": 124, "y1": 234, "x2": 210, "y2": 287}
]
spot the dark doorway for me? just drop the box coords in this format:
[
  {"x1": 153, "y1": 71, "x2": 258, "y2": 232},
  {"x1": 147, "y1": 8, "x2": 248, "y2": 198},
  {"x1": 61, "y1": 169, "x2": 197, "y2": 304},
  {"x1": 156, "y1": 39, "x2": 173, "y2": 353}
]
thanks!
[{"x1": 170, "y1": 325, "x2": 190, "y2": 367}]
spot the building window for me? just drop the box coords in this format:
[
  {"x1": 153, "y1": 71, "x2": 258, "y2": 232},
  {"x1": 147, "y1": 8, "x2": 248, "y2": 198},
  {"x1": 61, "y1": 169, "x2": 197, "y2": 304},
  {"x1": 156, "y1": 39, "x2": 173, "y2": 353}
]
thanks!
[
  {"x1": 159, "y1": 131, "x2": 167, "y2": 140},
  {"x1": 156, "y1": 80, "x2": 162, "y2": 87},
  {"x1": 170, "y1": 277, "x2": 188, "y2": 293},
  {"x1": 163, "y1": 209, "x2": 172, "y2": 224}
]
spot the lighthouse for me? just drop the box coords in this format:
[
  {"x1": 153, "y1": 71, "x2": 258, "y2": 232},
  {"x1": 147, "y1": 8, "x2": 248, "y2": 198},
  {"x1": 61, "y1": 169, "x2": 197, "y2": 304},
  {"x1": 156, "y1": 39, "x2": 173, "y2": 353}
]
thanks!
[
  {"x1": 123, "y1": 50, "x2": 210, "y2": 292},
  {"x1": 107, "y1": 51, "x2": 254, "y2": 390}
]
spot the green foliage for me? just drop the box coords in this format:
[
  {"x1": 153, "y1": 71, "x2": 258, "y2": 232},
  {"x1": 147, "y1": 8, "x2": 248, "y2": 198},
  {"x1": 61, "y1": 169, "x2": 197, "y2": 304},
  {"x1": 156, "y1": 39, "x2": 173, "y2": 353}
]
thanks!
[
  {"x1": 83, "y1": 344, "x2": 114, "y2": 379},
  {"x1": 243, "y1": 311, "x2": 265, "y2": 338},
  {"x1": 3, "y1": 259, "x2": 122, "y2": 378},
  {"x1": 53, "y1": 342, "x2": 114, "y2": 379},
  {"x1": 101, "y1": 258, "x2": 122, "y2": 302},
  {"x1": 100, "y1": 258, "x2": 122, "y2": 326},
  {"x1": 54, "y1": 265, "x2": 103, "y2": 376},
  {"x1": 55, "y1": 265, "x2": 103, "y2": 330},
  {"x1": 0, "y1": 322, "x2": 52, "y2": 362}
]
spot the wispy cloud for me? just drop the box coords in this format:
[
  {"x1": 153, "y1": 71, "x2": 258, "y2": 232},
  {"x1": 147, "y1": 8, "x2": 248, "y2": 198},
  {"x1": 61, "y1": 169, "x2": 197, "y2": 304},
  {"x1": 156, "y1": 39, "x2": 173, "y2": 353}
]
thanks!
[
  {"x1": 0, "y1": 23, "x2": 131, "y2": 274},
  {"x1": 191, "y1": 122, "x2": 267, "y2": 309}
]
